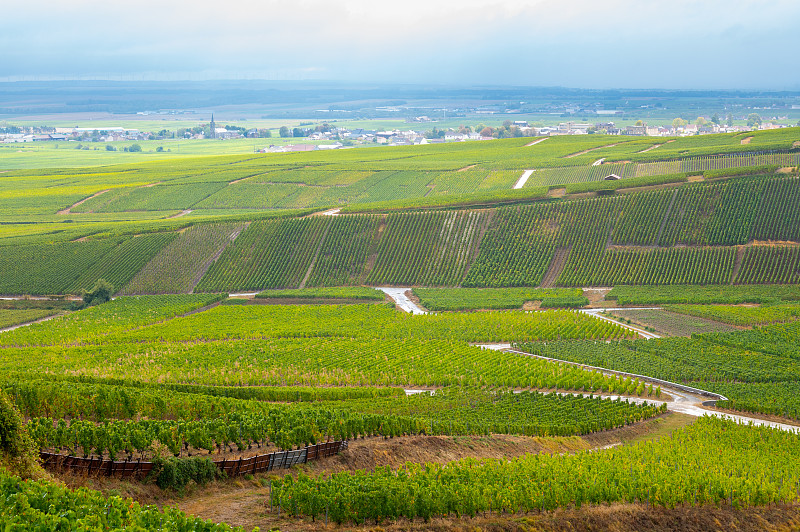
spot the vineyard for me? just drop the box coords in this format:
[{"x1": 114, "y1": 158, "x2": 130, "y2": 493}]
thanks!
[
  {"x1": 604, "y1": 308, "x2": 740, "y2": 337},
  {"x1": 667, "y1": 302, "x2": 800, "y2": 327},
  {"x1": 0, "y1": 472, "x2": 245, "y2": 530},
  {"x1": 15, "y1": 385, "x2": 662, "y2": 458},
  {"x1": 2, "y1": 128, "x2": 800, "y2": 530},
  {"x1": 195, "y1": 217, "x2": 330, "y2": 292},
  {"x1": 518, "y1": 318, "x2": 800, "y2": 420},
  {"x1": 607, "y1": 284, "x2": 800, "y2": 305},
  {"x1": 270, "y1": 418, "x2": 800, "y2": 524},
  {"x1": 0, "y1": 294, "x2": 224, "y2": 347},
  {"x1": 1, "y1": 171, "x2": 800, "y2": 295},
  {"x1": 412, "y1": 287, "x2": 587, "y2": 310},
  {"x1": 365, "y1": 210, "x2": 489, "y2": 286},
  {"x1": 122, "y1": 223, "x2": 245, "y2": 294},
  {"x1": 305, "y1": 215, "x2": 381, "y2": 287}
]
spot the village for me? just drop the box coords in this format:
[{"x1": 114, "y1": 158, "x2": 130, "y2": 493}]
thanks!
[{"x1": 0, "y1": 115, "x2": 793, "y2": 150}]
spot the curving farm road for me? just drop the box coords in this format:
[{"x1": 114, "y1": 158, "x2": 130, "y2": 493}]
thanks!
[{"x1": 503, "y1": 347, "x2": 799, "y2": 434}]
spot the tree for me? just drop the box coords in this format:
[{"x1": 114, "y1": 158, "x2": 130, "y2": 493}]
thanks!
[
  {"x1": 128, "y1": 144, "x2": 142, "y2": 152},
  {"x1": 82, "y1": 279, "x2": 114, "y2": 307},
  {"x1": 727, "y1": 113, "x2": 734, "y2": 127},
  {"x1": 747, "y1": 113, "x2": 762, "y2": 128},
  {"x1": 635, "y1": 120, "x2": 644, "y2": 127},
  {"x1": 479, "y1": 126, "x2": 494, "y2": 137},
  {"x1": 105, "y1": 144, "x2": 116, "y2": 151},
  {"x1": 279, "y1": 126, "x2": 290, "y2": 138},
  {"x1": 711, "y1": 113, "x2": 720, "y2": 125},
  {"x1": 292, "y1": 127, "x2": 305, "y2": 138},
  {"x1": 672, "y1": 118, "x2": 687, "y2": 128},
  {"x1": 696, "y1": 117, "x2": 708, "y2": 127}
]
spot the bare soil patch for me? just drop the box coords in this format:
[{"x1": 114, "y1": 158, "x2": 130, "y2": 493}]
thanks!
[
  {"x1": 777, "y1": 166, "x2": 797, "y2": 174},
  {"x1": 547, "y1": 187, "x2": 566, "y2": 198},
  {"x1": 740, "y1": 136, "x2": 754, "y2": 145},
  {"x1": 457, "y1": 164, "x2": 476, "y2": 172},
  {"x1": 687, "y1": 174, "x2": 704, "y2": 182},
  {"x1": 584, "y1": 287, "x2": 612, "y2": 307}
]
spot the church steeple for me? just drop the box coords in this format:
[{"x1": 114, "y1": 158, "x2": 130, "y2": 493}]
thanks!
[{"x1": 209, "y1": 113, "x2": 216, "y2": 139}]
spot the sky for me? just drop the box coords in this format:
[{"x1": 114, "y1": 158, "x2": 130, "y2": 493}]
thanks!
[{"x1": 2, "y1": 0, "x2": 799, "y2": 89}]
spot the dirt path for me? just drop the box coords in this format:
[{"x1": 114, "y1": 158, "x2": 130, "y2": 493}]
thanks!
[
  {"x1": 0, "y1": 311, "x2": 66, "y2": 334},
  {"x1": 308, "y1": 208, "x2": 340, "y2": 217},
  {"x1": 189, "y1": 224, "x2": 247, "y2": 294},
  {"x1": 57, "y1": 189, "x2": 110, "y2": 215},
  {"x1": 167, "y1": 209, "x2": 193, "y2": 219},
  {"x1": 731, "y1": 245, "x2": 746, "y2": 284},
  {"x1": 512, "y1": 169, "x2": 534, "y2": 189},
  {"x1": 539, "y1": 247, "x2": 570, "y2": 288},
  {"x1": 638, "y1": 143, "x2": 663, "y2": 153},
  {"x1": 741, "y1": 136, "x2": 753, "y2": 145},
  {"x1": 564, "y1": 143, "x2": 618, "y2": 159},
  {"x1": 525, "y1": 137, "x2": 548, "y2": 147}
]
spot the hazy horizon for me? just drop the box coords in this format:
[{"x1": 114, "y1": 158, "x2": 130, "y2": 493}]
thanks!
[{"x1": 2, "y1": 0, "x2": 799, "y2": 90}]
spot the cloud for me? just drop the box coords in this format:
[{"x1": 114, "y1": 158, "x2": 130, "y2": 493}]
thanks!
[{"x1": 0, "y1": 0, "x2": 798, "y2": 88}]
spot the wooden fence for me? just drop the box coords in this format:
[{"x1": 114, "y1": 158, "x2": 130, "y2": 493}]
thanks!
[{"x1": 40, "y1": 440, "x2": 348, "y2": 479}]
